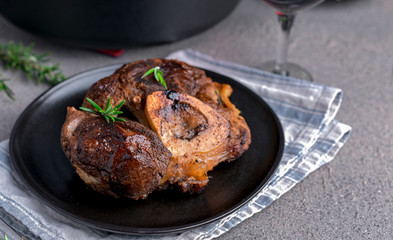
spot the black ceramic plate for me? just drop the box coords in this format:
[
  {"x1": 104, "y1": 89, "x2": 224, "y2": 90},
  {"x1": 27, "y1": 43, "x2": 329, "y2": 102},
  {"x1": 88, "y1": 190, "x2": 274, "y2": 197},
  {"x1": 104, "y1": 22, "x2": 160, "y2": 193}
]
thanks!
[{"x1": 9, "y1": 65, "x2": 284, "y2": 235}]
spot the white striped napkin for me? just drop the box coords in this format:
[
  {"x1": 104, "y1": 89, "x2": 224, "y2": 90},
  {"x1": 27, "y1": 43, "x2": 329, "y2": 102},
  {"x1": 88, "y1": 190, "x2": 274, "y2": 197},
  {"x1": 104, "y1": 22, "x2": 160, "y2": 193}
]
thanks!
[{"x1": 0, "y1": 49, "x2": 351, "y2": 240}]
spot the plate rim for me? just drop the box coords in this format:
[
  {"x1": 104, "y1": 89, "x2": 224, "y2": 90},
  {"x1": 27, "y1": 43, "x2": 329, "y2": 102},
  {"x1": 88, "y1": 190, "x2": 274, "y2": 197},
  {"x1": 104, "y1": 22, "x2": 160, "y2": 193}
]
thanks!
[{"x1": 9, "y1": 64, "x2": 285, "y2": 235}]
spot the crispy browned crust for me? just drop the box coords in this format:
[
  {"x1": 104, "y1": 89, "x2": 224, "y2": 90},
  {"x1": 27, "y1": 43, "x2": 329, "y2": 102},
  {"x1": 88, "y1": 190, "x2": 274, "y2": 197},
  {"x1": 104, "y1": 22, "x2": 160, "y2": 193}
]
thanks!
[{"x1": 61, "y1": 107, "x2": 171, "y2": 200}]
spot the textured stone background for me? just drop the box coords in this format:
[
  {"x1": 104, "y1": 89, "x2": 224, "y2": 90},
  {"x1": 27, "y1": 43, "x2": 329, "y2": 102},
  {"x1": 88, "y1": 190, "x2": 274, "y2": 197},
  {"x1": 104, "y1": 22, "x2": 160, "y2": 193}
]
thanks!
[{"x1": 0, "y1": 0, "x2": 392, "y2": 239}]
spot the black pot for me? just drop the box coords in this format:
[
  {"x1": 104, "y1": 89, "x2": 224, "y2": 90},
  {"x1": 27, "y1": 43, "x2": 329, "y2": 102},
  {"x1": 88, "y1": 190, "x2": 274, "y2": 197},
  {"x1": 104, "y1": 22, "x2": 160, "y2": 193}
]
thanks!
[{"x1": 0, "y1": 0, "x2": 240, "y2": 49}]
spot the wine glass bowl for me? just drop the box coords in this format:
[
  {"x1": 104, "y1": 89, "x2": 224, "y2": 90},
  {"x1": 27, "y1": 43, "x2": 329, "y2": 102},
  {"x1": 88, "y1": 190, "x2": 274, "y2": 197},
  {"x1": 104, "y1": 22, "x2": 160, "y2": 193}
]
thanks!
[
  {"x1": 263, "y1": 0, "x2": 325, "y2": 14},
  {"x1": 260, "y1": 0, "x2": 325, "y2": 81}
]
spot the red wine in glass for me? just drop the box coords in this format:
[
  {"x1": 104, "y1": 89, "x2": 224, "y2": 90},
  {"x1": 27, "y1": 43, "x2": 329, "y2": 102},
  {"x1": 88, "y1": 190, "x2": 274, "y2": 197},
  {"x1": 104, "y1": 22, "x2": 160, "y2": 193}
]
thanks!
[{"x1": 260, "y1": 0, "x2": 325, "y2": 81}]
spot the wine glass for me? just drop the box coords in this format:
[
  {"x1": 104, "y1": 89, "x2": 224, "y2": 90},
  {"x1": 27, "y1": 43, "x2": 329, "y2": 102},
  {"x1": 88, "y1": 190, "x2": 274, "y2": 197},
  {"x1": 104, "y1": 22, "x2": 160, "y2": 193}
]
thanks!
[{"x1": 260, "y1": 0, "x2": 325, "y2": 81}]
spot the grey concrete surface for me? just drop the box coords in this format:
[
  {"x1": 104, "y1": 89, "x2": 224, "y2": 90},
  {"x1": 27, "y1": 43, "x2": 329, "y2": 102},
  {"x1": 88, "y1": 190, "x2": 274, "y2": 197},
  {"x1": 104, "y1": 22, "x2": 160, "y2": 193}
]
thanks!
[{"x1": 1, "y1": 0, "x2": 392, "y2": 239}]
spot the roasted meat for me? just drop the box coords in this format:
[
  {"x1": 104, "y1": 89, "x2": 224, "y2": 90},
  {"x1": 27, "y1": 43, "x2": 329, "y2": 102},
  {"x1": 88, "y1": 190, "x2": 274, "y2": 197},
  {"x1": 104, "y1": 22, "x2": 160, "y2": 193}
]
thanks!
[
  {"x1": 61, "y1": 58, "x2": 251, "y2": 198},
  {"x1": 145, "y1": 91, "x2": 231, "y2": 192},
  {"x1": 60, "y1": 107, "x2": 171, "y2": 200},
  {"x1": 83, "y1": 59, "x2": 213, "y2": 127}
]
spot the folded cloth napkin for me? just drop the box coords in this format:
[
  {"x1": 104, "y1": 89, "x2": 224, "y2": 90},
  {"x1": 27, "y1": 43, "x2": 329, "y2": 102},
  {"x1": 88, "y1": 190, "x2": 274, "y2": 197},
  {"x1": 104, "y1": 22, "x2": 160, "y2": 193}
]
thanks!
[{"x1": 0, "y1": 49, "x2": 351, "y2": 240}]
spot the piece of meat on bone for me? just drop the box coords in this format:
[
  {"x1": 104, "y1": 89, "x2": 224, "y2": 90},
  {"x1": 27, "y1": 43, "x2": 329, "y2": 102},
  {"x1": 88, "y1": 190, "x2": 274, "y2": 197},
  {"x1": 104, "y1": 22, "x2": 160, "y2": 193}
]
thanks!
[
  {"x1": 65, "y1": 58, "x2": 251, "y2": 197},
  {"x1": 60, "y1": 107, "x2": 171, "y2": 200},
  {"x1": 145, "y1": 91, "x2": 232, "y2": 192}
]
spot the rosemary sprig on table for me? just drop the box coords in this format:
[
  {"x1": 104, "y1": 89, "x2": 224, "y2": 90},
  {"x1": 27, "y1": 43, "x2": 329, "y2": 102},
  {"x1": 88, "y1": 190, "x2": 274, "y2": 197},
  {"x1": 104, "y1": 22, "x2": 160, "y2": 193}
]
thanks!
[
  {"x1": 80, "y1": 97, "x2": 126, "y2": 123},
  {"x1": 0, "y1": 42, "x2": 66, "y2": 100},
  {"x1": 142, "y1": 66, "x2": 168, "y2": 89},
  {"x1": 0, "y1": 75, "x2": 15, "y2": 101}
]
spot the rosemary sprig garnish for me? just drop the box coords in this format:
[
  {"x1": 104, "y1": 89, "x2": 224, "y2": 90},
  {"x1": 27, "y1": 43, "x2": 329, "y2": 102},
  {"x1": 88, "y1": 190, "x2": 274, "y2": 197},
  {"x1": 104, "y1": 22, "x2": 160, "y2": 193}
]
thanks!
[
  {"x1": 79, "y1": 97, "x2": 126, "y2": 123},
  {"x1": 0, "y1": 42, "x2": 66, "y2": 100},
  {"x1": 142, "y1": 66, "x2": 168, "y2": 89},
  {"x1": 0, "y1": 75, "x2": 15, "y2": 101}
]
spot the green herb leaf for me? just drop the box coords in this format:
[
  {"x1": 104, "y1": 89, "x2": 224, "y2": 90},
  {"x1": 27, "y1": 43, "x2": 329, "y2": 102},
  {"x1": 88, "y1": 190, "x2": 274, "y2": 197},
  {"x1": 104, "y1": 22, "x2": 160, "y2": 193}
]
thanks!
[
  {"x1": 79, "y1": 107, "x2": 99, "y2": 115},
  {"x1": 104, "y1": 97, "x2": 112, "y2": 112},
  {"x1": 111, "y1": 111, "x2": 123, "y2": 115},
  {"x1": 104, "y1": 115, "x2": 110, "y2": 123},
  {"x1": 113, "y1": 117, "x2": 126, "y2": 122},
  {"x1": 141, "y1": 68, "x2": 155, "y2": 78},
  {"x1": 142, "y1": 66, "x2": 168, "y2": 89},
  {"x1": 79, "y1": 97, "x2": 126, "y2": 123},
  {"x1": 0, "y1": 76, "x2": 15, "y2": 101},
  {"x1": 113, "y1": 99, "x2": 125, "y2": 111},
  {"x1": 86, "y1": 98, "x2": 104, "y2": 113}
]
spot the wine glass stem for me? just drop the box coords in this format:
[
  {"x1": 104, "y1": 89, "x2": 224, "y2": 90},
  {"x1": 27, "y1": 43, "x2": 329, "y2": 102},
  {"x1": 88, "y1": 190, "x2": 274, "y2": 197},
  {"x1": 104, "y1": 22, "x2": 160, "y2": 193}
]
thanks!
[{"x1": 274, "y1": 13, "x2": 295, "y2": 76}]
